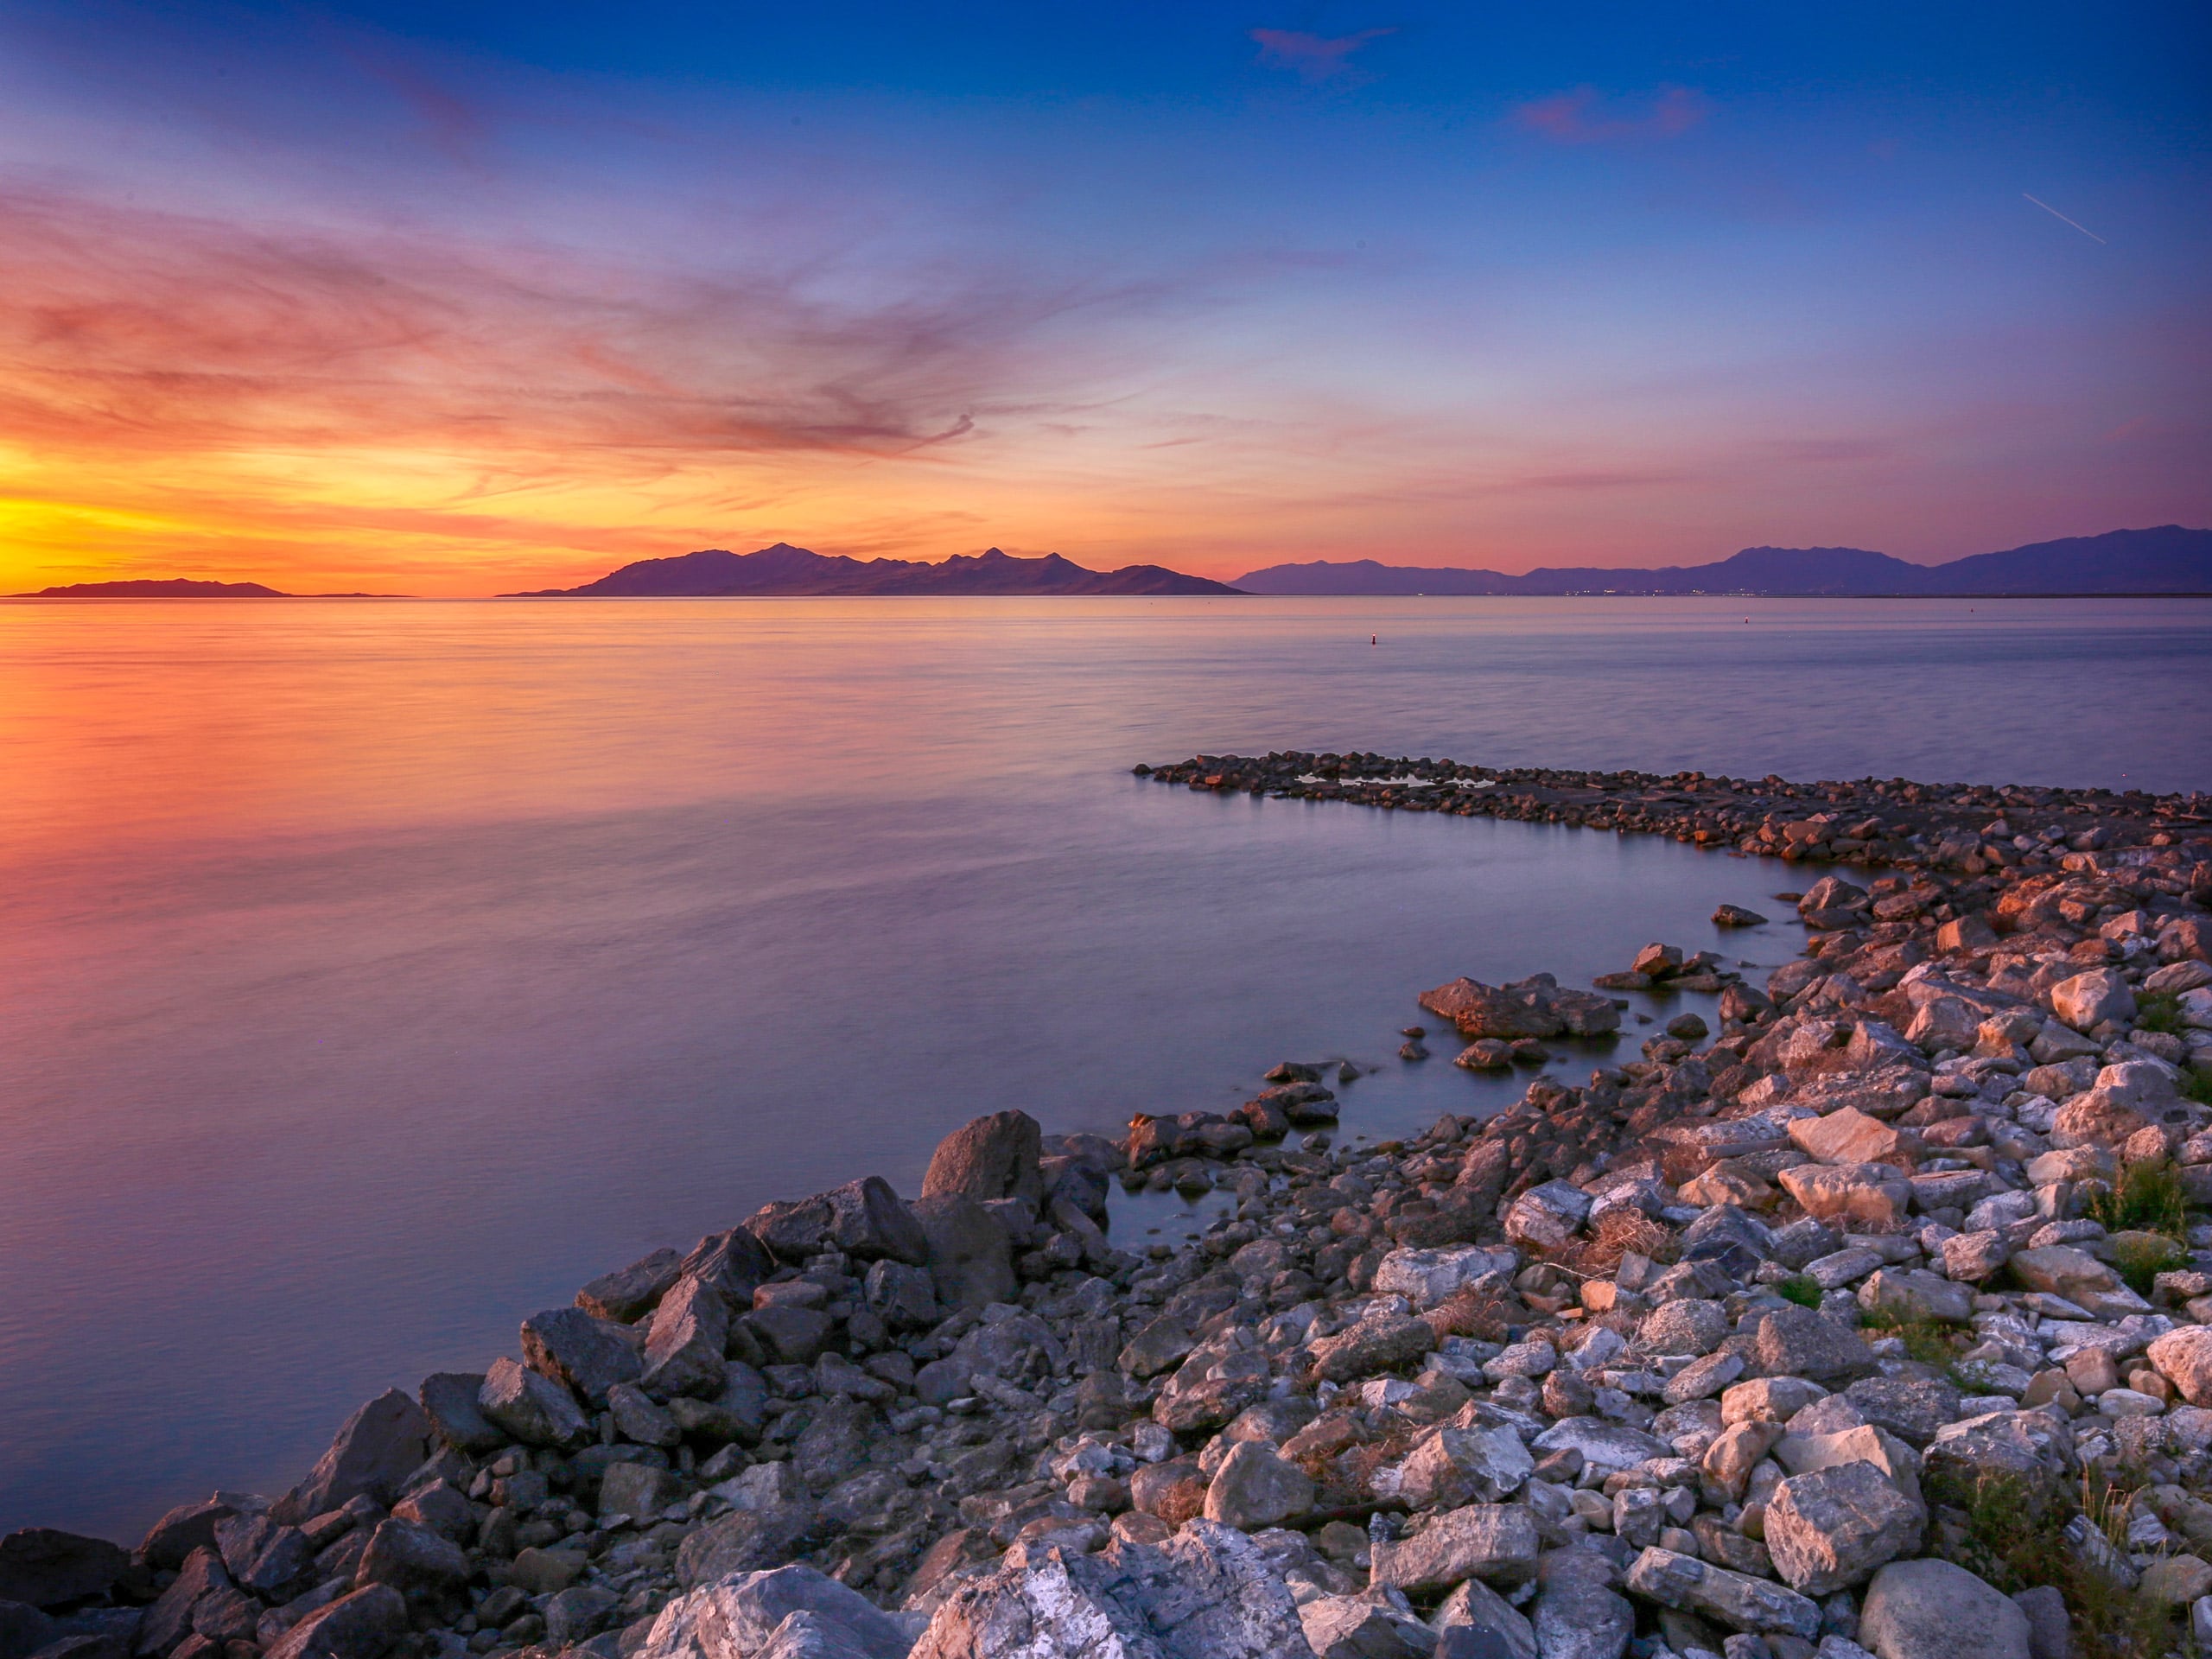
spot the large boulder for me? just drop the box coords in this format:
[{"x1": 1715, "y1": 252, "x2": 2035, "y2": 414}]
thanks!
[
  {"x1": 270, "y1": 1389, "x2": 432, "y2": 1523},
  {"x1": 644, "y1": 1274, "x2": 734, "y2": 1399},
  {"x1": 1763, "y1": 1463, "x2": 1925, "y2": 1595},
  {"x1": 575, "y1": 1249, "x2": 685, "y2": 1322},
  {"x1": 262, "y1": 1585, "x2": 407, "y2": 1659},
  {"x1": 1395, "y1": 1426, "x2": 1533, "y2": 1510},
  {"x1": 676, "y1": 1511, "x2": 823, "y2": 1592},
  {"x1": 1202, "y1": 1443, "x2": 1313, "y2": 1530},
  {"x1": 1306, "y1": 1314, "x2": 1436, "y2": 1384},
  {"x1": 478, "y1": 1357, "x2": 592, "y2": 1447},
  {"x1": 639, "y1": 1565, "x2": 912, "y2": 1659},
  {"x1": 2050, "y1": 969, "x2": 2134, "y2": 1033},
  {"x1": 1419, "y1": 975, "x2": 1619, "y2": 1039},
  {"x1": 521, "y1": 1307, "x2": 643, "y2": 1407},
  {"x1": 1299, "y1": 1589, "x2": 1433, "y2": 1659},
  {"x1": 747, "y1": 1178, "x2": 928, "y2": 1266},
  {"x1": 2148, "y1": 1326, "x2": 2212, "y2": 1407},
  {"x1": 352, "y1": 1520, "x2": 468, "y2": 1597},
  {"x1": 910, "y1": 1522, "x2": 1311, "y2": 1659},
  {"x1": 0, "y1": 1531, "x2": 127, "y2": 1611},
  {"x1": 680, "y1": 1229, "x2": 779, "y2": 1307},
  {"x1": 921, "y1": 1113, "x2": 1046, "y2": 1208},
  {"x1": 1777, "y1": 1164, "x2": 1911, "y2": 1230},
  {"x1": 911, "y1": 1194, "x2": 1016, "y2": 1310},
  {"x1": 1858, "y1": 1559, "x2": 2030, "y2": 1659},
  {"x1": 417, "y1": 1373, "x2": 504, "y2": 1455},
  {"x1": 1751, "y1": 1306, "x2": 1876, "y2": 1383}
]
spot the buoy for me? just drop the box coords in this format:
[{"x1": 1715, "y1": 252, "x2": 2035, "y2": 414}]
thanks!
[{"x1": 1370, "y1": 634, "x2": 1377, "y2": 645}]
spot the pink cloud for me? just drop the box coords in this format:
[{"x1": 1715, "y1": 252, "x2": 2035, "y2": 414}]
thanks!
[
  {"x1": 1510, "y1": 85, "x2": 1709, "y2": 143},
  {"x1": 1249, "y1": 27, "x2": 1396, "y2": 84}
]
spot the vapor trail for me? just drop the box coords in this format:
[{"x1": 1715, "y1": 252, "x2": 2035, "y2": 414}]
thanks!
[{"x1": 2023, "y1": 193, "x2": 2107, "y2": 244}]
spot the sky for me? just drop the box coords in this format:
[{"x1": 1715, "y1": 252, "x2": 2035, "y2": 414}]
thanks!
[{"x1": 0, "y1": 1, "x2": 2205, "y2": 594}]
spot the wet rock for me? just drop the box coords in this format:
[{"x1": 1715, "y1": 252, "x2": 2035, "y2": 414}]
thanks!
[
  {"x1": 1857, "y1": 1559, "x2": 2030, "y2": 1659},
  {"x1": 1420, "y1": 976, "x2": 1620, "y2": 1040},
  {"x1": 1715, "y1": 906, "x2": 1770, "y2": 928},
  {"x1": 521, "y1": 1306, "x2": 644, "y2": 1407}
]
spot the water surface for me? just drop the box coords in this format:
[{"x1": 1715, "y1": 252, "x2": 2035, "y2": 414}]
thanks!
[{"x1": 3, "y1": 595, "x2": 2207, "y2": 1536}]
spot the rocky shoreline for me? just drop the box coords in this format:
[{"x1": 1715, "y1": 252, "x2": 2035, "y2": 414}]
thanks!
[{"x1": 6, "y1": 754, "x2": 2212, "y2": 1659}]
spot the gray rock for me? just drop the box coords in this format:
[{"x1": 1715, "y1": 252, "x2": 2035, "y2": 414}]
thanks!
[
  {"x1": 261, "y1": 1585, "x2": 407, "y2": 1659},
  {"x1": 521, "y1": 1307, "x2": 643, "y2": 1407},
  {"x1": 416, "y1": 1374, "x2": 503, "y2": 1455},
  {"x1": 213, "y1": 1515, "x2": 315, "y2": 1599},
  {"x1": 910, "y1": 1520, "x2": 1310, "y2": 1659},
  {"x1": 0, "y1": 1532, "x2": 128, "y2": 1611},
  {"x1": 1372, "y1": 1505, "x2": 1541, "y2": 1594},
  {"x1": 1839, "y1": 1379, "x2": 1960, "y2": 1449},
  {"x1": 863, "y1": 1261, "x2": 939, "y2": 1331},
  {"x1": 352, "y1": 1520, "x2": 467, "y2": 1595},
  {"x1": 912, "y1": 1194, "x2": 1016, "y2": 1311},
  {"x1": 1752, "y1": 1308, "x2": 1876, "y2": 1384},
  {"x1": 1857, "y1": 1560, "x2": 2030, "y2": 1659},
  {"x1": 608, "y1": 1381, "x2": 681, "y2": 1447},
  {"x1": 1396, "y1": 1427, "x2": 1533, "y2": 1510},
  {"x1": 2008, "y1": 1586, "x2": 2069, "y2": 1659},
  {"x1": 675, "y1": 1510, "x2": 822, "y2": 1592},
  {"x1": 1300, "y1": 1589, "x2": 1436, "y2": 1659},
  {"x1": 0, "y1": 1601, "x2": 57, "y2": 1659},
  {"x1": 477, "y1": 1356, "x2": 592, "y2": 1447},
  {"x1": 544, "y1": 1586, "x2": 620, "y2": 1651},
  {"x1": 678, "y1": 1229, "x2": 778, "y2": 1308},
  {"x1": 1530, "y1": 1419, "x2": 1670, "y2": 1473},
  {"x1": 1532, "y1": 1552, "x2": 1632, "y2": 1659},
  {"x1": 271, "y1": 1390, "x2": 432, "y2": 1524},
  {"x1": 576, "y1": 1249, "x2": 685, "y2": 1323},
  {"x1": 1623, "y1": 1548, "x2": 1821, "y2": 1638},
  {"x1": 746, "y1": 1306, "x2": 836, "y2": 1369},
  {"x1": 135, "y1": 1548, "x2": 230, "y2": 1656},
  {"x1": 643, "y1": 1274, "x2": 733, "y2": 1399},
  {"x1": 921, "y1": 1112, "x2": 1046, "y2": 1208},
  {"x1": 1202, "y1": 1443, "x2": 1314, "y2": 1530},
  {"x1": 1428, "y1": 1580, "x2": 1535, "y2": 1659},
  {"x1": 1640, "y1": 1301, "x2": 1730, "y2": 1357},
  {"x1": 1855, "y1": 1271, "x2": 1972, "y2": 1328},
  {"x1": 599, "y1": 1463, "x2": 689, "y2": 1526},
  {"x1": 1764, "y1": 1465, "x2": 1925, "y2": 1596},
  {"x1": 388, "y1": 1480, "x2": 473, "y2": 1543},
  {"x1": 817, "y1": 1177, "x2": 931, "y2": 1265},
  {"x1": 1308, "y1": 1314, "x2": 1437, "y2": 1384},
  {"x1": 189, "y1": 1586, "x2": 260, "y2": 1645},
  {"x1": 137, "y1": 1503, "x2": 238, "y2": 1574}
]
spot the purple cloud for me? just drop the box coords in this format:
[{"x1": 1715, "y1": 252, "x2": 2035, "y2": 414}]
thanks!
[
  {"x1": 1249, "y1": 27, "x2": 1396, "y2": 84},
  {"x1": 1511, "y1": 85, "x2": 1708, "y2": 143}
]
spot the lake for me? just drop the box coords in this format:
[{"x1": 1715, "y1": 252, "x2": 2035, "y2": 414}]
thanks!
[{"x1": 3, "y1": 594, "x2": 2209, "y2": 1537}]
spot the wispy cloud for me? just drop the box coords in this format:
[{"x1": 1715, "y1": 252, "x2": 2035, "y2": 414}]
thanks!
[
  {"x1": 1510, "y1": 85, "x2": 1708, "y2": 143},
  {"x1": 1249, "y1": 27, "x2": 1396, "y2": 85}
]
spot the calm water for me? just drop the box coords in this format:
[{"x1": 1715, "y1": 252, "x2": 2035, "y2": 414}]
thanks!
[{"x1": 3, "y1": 595, "x2": 2209, "y2": 1539}]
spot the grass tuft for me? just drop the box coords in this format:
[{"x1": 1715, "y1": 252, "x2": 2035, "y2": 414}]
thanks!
[
  {"x1": 1857, "y1": 1306, "x2": 1966, "y2": 1368},
  {"x1": 2183, "y1": 1068, "x2": 2212, "y2": 1109},
  {"x1": 1775, "y1": 1274, "x2": 1822, "y2": 1309},
  {"x1": 2085, "y1": 1156, "x2": 2189, "y2": 1243},
  {"x1": 2107, "y1": 1231, "x2": 2186, "y2": 1295},
  {"x1": 2133, "y1": 989, "x2": 2184, "y2": 1035}
]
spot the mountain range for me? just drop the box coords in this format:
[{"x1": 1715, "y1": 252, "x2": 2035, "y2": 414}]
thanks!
[
  {"x1": 9, "y1": 579, "x2": 391, "y2": 597},
  {"x1": 1233, "y1": 525, "x2": 2212, "y2": 595},
  {"x1": 508, "y1": 543, "x2": 1241, "y2": 597}
]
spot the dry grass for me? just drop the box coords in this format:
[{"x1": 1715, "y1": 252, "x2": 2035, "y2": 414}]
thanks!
[
  {"x1": 1571, "y1": 1209, "x2": 1680, "y2": 1275},
  {"x1": 1425, "y1": 1287, "x2": 1521, "y2": 1344}
]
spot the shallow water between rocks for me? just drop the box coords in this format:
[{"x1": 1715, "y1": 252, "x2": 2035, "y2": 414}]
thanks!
[{"x1": 2, "y1": 594, "x2": 2208, "y2": 1536}]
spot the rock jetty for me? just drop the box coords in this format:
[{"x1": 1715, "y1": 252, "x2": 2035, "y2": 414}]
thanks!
[{"x1": 8, "y1": 757, "x2": 2212, "y2": 1659}]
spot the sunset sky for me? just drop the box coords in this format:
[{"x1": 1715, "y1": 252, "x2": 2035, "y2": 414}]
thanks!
[{"x1": 2, "y1": 1, "x2": 2205, "y2": 594}]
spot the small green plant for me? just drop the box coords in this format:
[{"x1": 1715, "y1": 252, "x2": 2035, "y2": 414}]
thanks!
[
  {"x1": 2134, "y1": 989, "x2": 2184, "y2": 1035},
  {"x1": 1775, "y1": 1274, "x2": 1821, "y2": 1309},
  {"x1": 2183, "y1": 1067, "x2": 2212, "y2": 1109},
  {"x1": 2107, "y1": 1230, "x2": 2186, "y2": 1294},
  {"x1": 1858, "y1": 1307, "x2": 1963, "y2": 1367},
  {"x1": 2085, "y1": 1156, "x2": 2189, "y2": 1242},
  {"x1": 1927, "y1": 1468, "x2": 2175, "y2": 1659}
]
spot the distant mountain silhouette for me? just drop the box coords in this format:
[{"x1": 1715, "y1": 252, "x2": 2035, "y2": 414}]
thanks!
[
  {"x1": 510, "y1": 543, "x2": 1242, "y2": 597},
  {"x1": 16, "y1": 578, "x2": 289, "y2": 597},
  {"x1": 1234, "y1": 526, "x2": 2212, "y2": 595}
]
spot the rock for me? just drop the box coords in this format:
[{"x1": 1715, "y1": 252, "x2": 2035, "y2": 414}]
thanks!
[
  {"x1": 1855, "y1": 1270, "x2": 1972, "y2": 1326},
  {"x1": 1788, "y1": 1110, "x2": 1907, "y2": 1169},
  {"x1": 1396, "y1": 1427, "x2": 1534, "y2": 1509},
  {"x1": 1777, "y1": 1166, "x2": 1911, "y2": 1231},
  {"x1": 600, "y1": 1463, "x2": 690, "y2": 1525},
  {"x1": 478, "y1": 1356, "x2": 592, "y2": 1447},
  {"x1": 2149, "y1": 1327, "x2": 2212, "y2": 1406},
  {"x1": 389, "y1": 1479, "x2": 472, "y2": 1542},
  {"x1": 921, "y1": 1112, "x2": 1046, "y2": 1208},
  {"x1": 576, "y1": 1249, "x2": 685, "y2": 1322},
  {"x1": 136, "y1": 1548, "x2": 231, "y2": 1656},
  {"x1": 1763, "y1": 1465, "x2": 1925, "y2": 1595},
  {"x1": 1640, "y1": 1300, "x2": 1730, "y2": 1357},
  {"x1": 863, "y1": 1260, "x2": 940, "y2": 1331},
  {"x1": 1857, "y1": 1560, "x2": 2030, "y2": 1659},
  {"x1": 1530, "y1": 1419, "x2": 1671, "y2": 1473},
  {"x1": 1201, "y1": 1443, "x2": 1313, "y2": 1529},
  {"x1": 271, "y1": 1390, "x2": 432, "y2": 1524},
  {"x1": 912, "y1": 1194, "x2": 1017, "y2": 1311},
  {"x1": 1938, "y1": 1231, "x2": 2011, "y2": 1284},
  {"x1": 607, "y1": 1380, "x2": 682, "y2": 1446},
  {"x1": 2008, "y1": 1586, "x2": 2069, "y2": 1659},
  {"x1": 1665, "y1": 1351, "x2": 1746, "y2": 1405},
  {"x1": 676, "y1": 1510, "x2": 821, "y2": 1592},
  {"x1": 1715, "y1": 906, "x2": 1770, "y2": 928},
  {"x1": 2009, "y1": 1247, "x2": 2122, "y2": 1307},
  {"x1": 747, "y1": 1305, "x2": 836, "y2": 1369},
  {"x1": 1419, "y1": 976, "x2": 1619, "y2": 1040},
  {"x1": 679, "y1": 1228, "x2": 779, "y2": 1307},
  {"x1": 1752, "y1": 1308, "x2": 1877, "y2": 1384},
  {"x1": 521, "y1": 1306, "x2": 644, "y2": 1407},
  {"x1": 2050, "y1": 969, "x2": 2134, "y2": 1033},
  {"x1": 261, "y1": 1586, "x2": 407, "y2": 1659},
  {"x1": 213, "y1": 1515, "x2": 315, "y2": 1599},
  {"x1": 352, "y1": 1520, "x2": 467, "y2": 1596},
  {"x1": 1722, "y1": 1378, "x2": 1829, "y2": 1427},
  {"x1": 1623, "y1": 1548, "x2": 1821, "y2": 1637},
  {"x1": 543, "y1": 1585, "x2": 620, "y2": 1650},
  {"x1": 1502, "y1": 1182, "x2": 1592, "y2": 1251},
  {"x1": 137, "y1": 1503, "x2": 238, "y2": 1574},
  {"x1": 1308, "y1": 1314, "x2": 1436, "y2": 1383},
  {"x1": 0, "y1": 1603, "x2": 56, "y2": 1659},
  {"x1": 417, "y1": 1374, "x2": 503, "y2": 1455},
  {"x1": 2138, "y1": 1554, "x2": 2212, "y2": 1608},
  {"x1": 910, "y1": 1519, "x2": 1311, "y2": 1659},
  {"x1": 1703, "y1": 1422, "x2": 1784, "y2": 1499},
  {"x1": 639, "y1": 1565, "x2": 912, "y2": 1659},
  {"x1": 817, "y1": 1176, "x2": 931, "y2": 1264},
  {"x1": 643, "y1": 1274, "x2": 734, "y2": 1398},
  {"x1": 1299, "y1": 1590, "x2": 1435, "y2": 1659},
  {"x1": 1429, "y1": 1580, "x2": 1536, "y2": 1659},
  {"x1": 1373, "y1": 1247, "x2": 1516, "y2": 1309},
  {"x1": 1371, "y1": 1505, "x2": 1541, "y2": 1593},
  {"x1": 508, "y1": 1547, "x2": 588, "y2": 1595}
]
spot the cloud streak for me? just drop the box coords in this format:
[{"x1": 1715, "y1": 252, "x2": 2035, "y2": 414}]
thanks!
[
  {"x1": 1249, "y1": 27, "x2": 1396, "y2": 84},
  {"x1": 1510, "y1": 85, "x2": 1708, "y2": 143}
]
